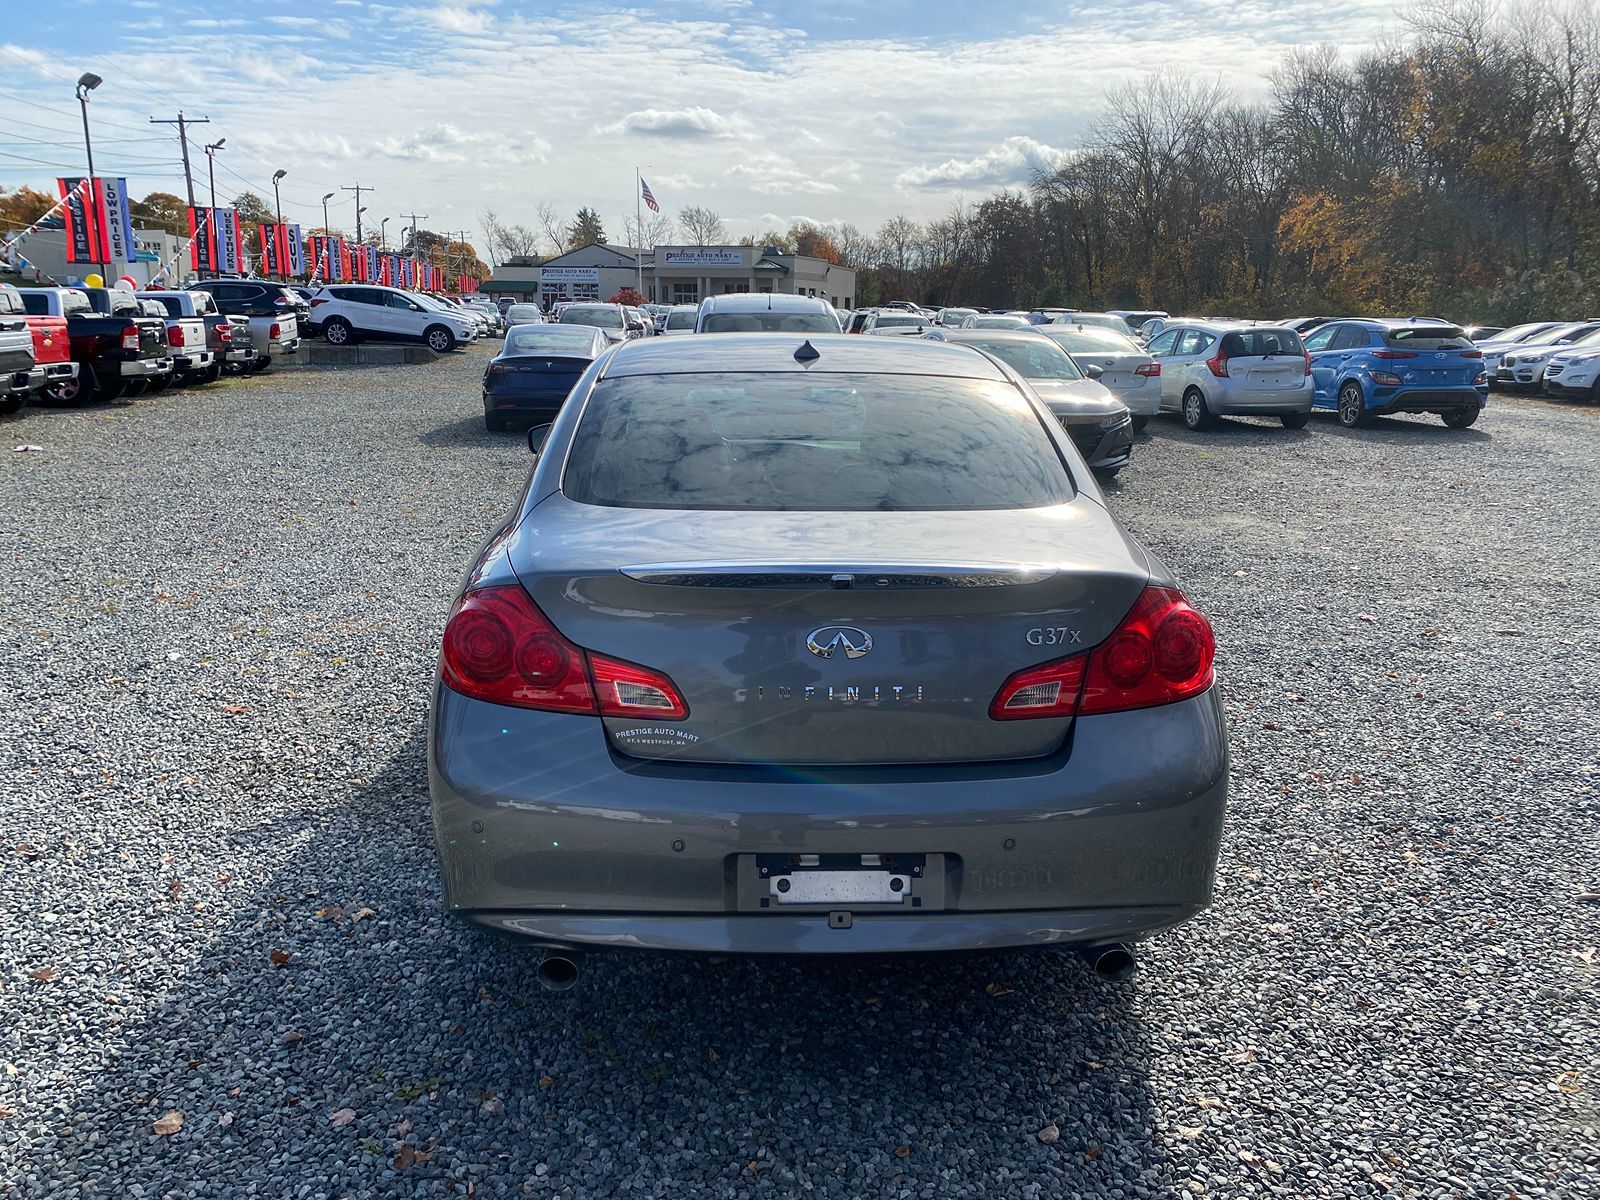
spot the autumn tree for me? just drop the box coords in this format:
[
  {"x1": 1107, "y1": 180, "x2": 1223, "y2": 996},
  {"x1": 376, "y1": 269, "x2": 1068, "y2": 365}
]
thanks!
[{"x1": 130, "y1": 191, "x2": 187, "y2": 234}]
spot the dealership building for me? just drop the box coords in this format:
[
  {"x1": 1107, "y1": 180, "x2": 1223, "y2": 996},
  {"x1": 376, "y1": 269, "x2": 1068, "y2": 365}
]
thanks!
[{"x1": 484, "y1": 243, "x2": 856, "y2": 310}]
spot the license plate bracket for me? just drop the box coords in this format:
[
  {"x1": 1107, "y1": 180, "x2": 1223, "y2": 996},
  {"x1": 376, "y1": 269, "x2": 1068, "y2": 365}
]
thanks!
[{"x1": 735, "y1": 853, "x2": 944, "y2": 912}]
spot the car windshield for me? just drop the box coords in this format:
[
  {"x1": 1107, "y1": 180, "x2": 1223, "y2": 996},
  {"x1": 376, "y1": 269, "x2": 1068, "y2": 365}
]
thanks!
[
  {"x1": 504, "y1": 328, "x2": 598, "y2": 354},
  {"x1": 563, "y1": 372, "x2": 1072, "y2": 512},
  {"x1": 560, "y1": 305, "x2": 624, "y2": 330},
  {"x1": 701, "y1": 312, "x2": 838, "y2": 333},
  {"x1": 961, "y1": 337, "x2": 1084, "y2": 381},
  {"x1": 506, "y1": 307, "x2": 542, "y2": 322},
  {"x1": 1038, "y1": 327, "x2": 1142, "y2": 354},
  {"x1": 1552, "y1": 323, "x2": 1600, "y2": 344},
  {"x1": 971, "y1": 316, "x2": 1026, "y2": 328},
  {"x1": 665, "y1": 310, "x2": 697, "y2": 330},
  {"x1": 1380, "y1": 324, "x2": 1471, "y2": 349}
]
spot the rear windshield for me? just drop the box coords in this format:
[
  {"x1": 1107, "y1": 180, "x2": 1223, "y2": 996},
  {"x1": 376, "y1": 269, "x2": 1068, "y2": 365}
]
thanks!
[
  {"x1": 665, "y1": 310, "x2": 697, "y2": 330},
  {"x1": 1382, "y1": 325, "x2": 1469, "y2": 349},
  {"x1": 961, "y1": 337, "x2": 1084, "y2": 381},
  {"x1": 1039, "y1": 326, "x2": 1142, "y2": 354},
  {"x1": 154, "y1": 297, "x2": 182, "y2": 318},
  {"x1": 970, "y1": 316, "x2": 1025, "y2": 328},
  {"x1": 1059, "y1": 314, "x2": 1135, "y2": 336},
  {"x1": 563, "y1": 372, "x2": 1073, "y2": 512},
  {"x1": 0, "y1": 290, "x2": 19, "y2": 315},
  {"x1": 1221, "y1": 328, "x2": 1305, "y2": 356},
  {"x1": 505, "y1": 329, "x2": 596, "y2": 354},
  {"x1": 873, "y1": 314, "x2": 926, "y2": 328},
  {"x1": 560, "y1": 306, "x2": 623, "y2": 330},
  {"x1": 701, "y1": 312, "x2": 837, "y2": 333}
]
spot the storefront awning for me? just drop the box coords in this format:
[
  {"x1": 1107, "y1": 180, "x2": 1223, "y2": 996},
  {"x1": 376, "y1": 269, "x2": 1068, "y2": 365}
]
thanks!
[{"x1": 753, "y1": 258, "x2": 789, "y2": 272}]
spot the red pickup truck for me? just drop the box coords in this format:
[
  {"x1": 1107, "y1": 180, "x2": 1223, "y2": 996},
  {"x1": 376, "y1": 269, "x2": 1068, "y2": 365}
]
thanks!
[
  {"x1": 0, "y1": 282, "x2": 76, "y2": 412},
  {"x1": 17, "y1": 286, "x2": 171, "y2": 403}
]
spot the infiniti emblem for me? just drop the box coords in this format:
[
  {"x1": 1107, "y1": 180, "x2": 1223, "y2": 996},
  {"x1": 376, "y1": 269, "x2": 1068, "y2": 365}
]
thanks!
[{"x1": 806, "y1": 626, "x2": 873, "y2": 660}]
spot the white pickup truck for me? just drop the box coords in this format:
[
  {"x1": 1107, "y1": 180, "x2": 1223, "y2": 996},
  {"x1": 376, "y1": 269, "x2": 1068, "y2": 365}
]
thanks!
[{"x1": 143, "y1": 290, "x2": 253, "y2": 382}]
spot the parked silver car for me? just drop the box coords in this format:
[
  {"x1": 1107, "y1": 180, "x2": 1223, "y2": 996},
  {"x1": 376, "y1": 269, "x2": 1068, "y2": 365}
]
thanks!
[
  {"x1": 428, "y1": 334, "x2": 1227, "y2": 977},
  {"x1": 1145, "y1": 322, "x2": 1314, "y2": 429},
  {"x1": 958, "y1": 313, "x2": 1032, "y2": 330},
  {"x1": 696, "y1": 293, "x2": 841, "y2": 334},
  {"x1": 1497, "y1": 322, "x2": 1600, "y2": 389},
  {"x1": 1034, "y1": 324, "x2": 1161, "y2": 427}
]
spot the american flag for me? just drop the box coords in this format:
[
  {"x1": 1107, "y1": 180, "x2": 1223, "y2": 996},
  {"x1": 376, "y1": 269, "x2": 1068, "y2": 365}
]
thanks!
[{"x1": 640, "y1": 177, "x2": 659, "y2": 213}]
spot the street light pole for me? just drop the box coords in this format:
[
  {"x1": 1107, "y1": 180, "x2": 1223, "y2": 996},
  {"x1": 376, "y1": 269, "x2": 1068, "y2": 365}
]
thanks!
[
  {"x1": 74, "y1": 72, "x2": 104, "y2": 283},
  {"x1": 270, "y1": 170, "x2": 287, "y2": 281},
  {"x1": 320, "y1": 192, "x2": 334, "y2": 234},
  {"x1": 203, "y1": 140, "x2": 225, "y2": 280}
]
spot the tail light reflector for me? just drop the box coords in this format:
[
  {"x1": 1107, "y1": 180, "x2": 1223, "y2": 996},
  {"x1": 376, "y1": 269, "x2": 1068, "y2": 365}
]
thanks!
[
  {"x1": 1303, "y1": 351, "x2": 1312, "y2": 376},
  {"x1": 1206, "y1": 348, "x2": 1229, "y2": 378},
  {"x1": 1134, "y1": 362, "x2": 1160, "y2": 377},
  {"x1": 269, "y1": 322, "x2": 281, "y2": 339},
  {"x1": 1371, "y1": 370, "x2": 1404, "y2": 387},
  {"x1": 990, "y1": 586, "x2": 1215, "y2": 720},
  {"x1": 1371, "y1": 349, "x2": 1417, "y2": 360},
  {"x1": 120, "y1": 327, "x2": 139, "y2": 353},
  {"x1": 167, "y1": 324, "x2": 185, "y2": 347},
  {"x1": 440, "y1": 585, "x2": 687, "y2": 719},
  {"x1": 311, "y1": 298, "x2": 328, "y2": 308},
  {"x1": 1461, "y1": 348, "x2": 1483, "y2": 359}
]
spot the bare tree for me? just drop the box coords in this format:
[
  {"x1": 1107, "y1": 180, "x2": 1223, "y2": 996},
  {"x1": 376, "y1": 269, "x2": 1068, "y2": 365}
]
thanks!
[
  {"x1": 678, "y1": 205, "x2": 728, "y2": 245},
  {"x1": 623, "y1": 210, "x2": 675, "y2": 249},
  {"x1": 481, "y1": 208, "x2": 543, "y2": 263},
  {"x1": 535, "y1": 202, "x2": 566, "y2": 257}
]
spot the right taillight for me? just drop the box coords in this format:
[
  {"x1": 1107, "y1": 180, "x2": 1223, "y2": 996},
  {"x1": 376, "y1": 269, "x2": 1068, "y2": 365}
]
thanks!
[
  {"x1": 1134, "y1": 362, "x2": 1160, "y2": 377},
  {"x1": 1302, "y1": 351, "x2": 1312, "y2": 376},
  {"x1": 440, "y1": 585, "x2": 687, "y2": 718},
  {"x1": 989, "y1": 586, "x2": 1215, "y2": 720}
]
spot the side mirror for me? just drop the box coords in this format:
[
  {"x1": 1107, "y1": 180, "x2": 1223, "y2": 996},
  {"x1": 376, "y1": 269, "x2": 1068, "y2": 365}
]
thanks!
[
  {"x1": 527, "y1": 423, "x2": 551, "y2": 455},
  {"x1": 1085, "y1": 364, "x2": 1104, "y2": 380}
]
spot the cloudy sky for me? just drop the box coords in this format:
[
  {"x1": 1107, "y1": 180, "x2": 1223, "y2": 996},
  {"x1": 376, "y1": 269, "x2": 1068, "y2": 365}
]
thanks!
[{"x1": 2, "y1": 0, "x2": 1430, "y2": 254}]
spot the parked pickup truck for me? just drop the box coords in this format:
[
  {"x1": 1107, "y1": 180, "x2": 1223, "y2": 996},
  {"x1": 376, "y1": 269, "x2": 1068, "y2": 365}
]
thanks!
[
  {"x1": 1, "y1": 282, "x2": 77, "y2": 412},
  {"x1": 18, "y1": 286, "x2": 173, "y2": 403},
  {"x1": 133, "y1": 295, "x2": 216, "y2": 386},
  {"x1": 190, "y1": 279, "x2": 302, "y2": 371},
  {"x1": 143, "y1": 290, "x2": 254, "y2": 377},
  {"x1": 0, "y1": 283, "x2": 43, "y2": 414}
]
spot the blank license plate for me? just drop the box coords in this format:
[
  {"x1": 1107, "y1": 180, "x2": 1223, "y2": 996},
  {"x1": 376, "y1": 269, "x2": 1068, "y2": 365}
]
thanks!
[{"x1": 770, "y1": 869, "x2": 910, "y2": 905}]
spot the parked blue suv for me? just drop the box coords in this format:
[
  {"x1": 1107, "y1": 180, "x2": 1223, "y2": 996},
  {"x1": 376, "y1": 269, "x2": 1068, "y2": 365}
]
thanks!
[{"x1": 1302, "y1": 319, "x2": 1488, "y2": 428}]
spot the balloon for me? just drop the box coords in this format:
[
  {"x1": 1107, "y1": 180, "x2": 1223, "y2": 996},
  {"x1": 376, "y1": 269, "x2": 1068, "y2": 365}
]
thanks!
[
  {"x1": 84, "y1": 272, "x2": 104, "y2": 288},
  {"x1": 116, "y1": 275, "x2": 137, "y2": 292}
]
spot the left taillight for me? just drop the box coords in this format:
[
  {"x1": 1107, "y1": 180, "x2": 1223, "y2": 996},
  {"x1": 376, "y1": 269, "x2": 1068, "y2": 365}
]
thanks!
[
  {"x1": 989, "y1": 586, "x2": 1215, "y2": 720},
  {"x1": 167, "y1": 324, "x2": 185, "y2": 347},
  {"x1": 269, "y1": 322, "x2": 281, "y2": 339},
  {"x1": 440, "y1": 585, "x2": 687, "y2": 718}
]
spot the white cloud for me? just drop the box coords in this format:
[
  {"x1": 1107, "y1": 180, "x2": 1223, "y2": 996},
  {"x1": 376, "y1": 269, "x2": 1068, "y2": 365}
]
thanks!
[
  {"x1": 897, "y1": 136, "x2": 1068, "y2": 189},
  {"x1": 599, "y1": 106, "x2": 750, "y2": 139}
]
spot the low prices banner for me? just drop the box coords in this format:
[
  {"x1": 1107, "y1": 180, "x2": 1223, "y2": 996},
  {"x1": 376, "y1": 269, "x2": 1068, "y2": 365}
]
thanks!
[{"x1": 57, "y1": 177, "x2": 135, "y2": 265}]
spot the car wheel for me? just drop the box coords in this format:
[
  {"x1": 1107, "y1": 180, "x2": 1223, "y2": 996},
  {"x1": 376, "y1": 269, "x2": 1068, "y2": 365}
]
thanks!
[
  {"x1": 425, "y1": 325, "x2": 457, "y2": 353},
  {"x1": 250, "y1": 356, "x2": 271, "y2": 372},
  {"x1": 1337, "y1": 382, "x2": 1369, "y2": 428},
  {"x1": 1181, "y1": 388, "x2": 1212, "y2": 431},
  {"x1": 1280, "y1": 411, "x2": 1310, "y2": 429},
  {"x1": 323, "y1": 317, "x2": 353, "y2": 346},
  {"x1": 48, "y1": 370, "x2": 93, "y2": 405},
  {"x1": 0, "y1": 394, "x2": 23, "y2": 415},
  {"x1": 1442, "y1": 406, "x2": 1479, "y2": 429},
  {"x1": 200, "y1": 363, "x2": 223, "y2": 384},
  {"x1": 1130, "y1": 414, "x2": 1149, "y2": 432},
  {"x1": 485, "y1": 412, "x2": 508, "y2": 432}
]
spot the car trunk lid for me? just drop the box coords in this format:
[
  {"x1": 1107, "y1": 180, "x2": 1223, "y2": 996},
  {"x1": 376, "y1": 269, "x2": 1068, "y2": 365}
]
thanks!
[{"x1": 510, "y1": 497, "x2": 1148, "y2": 766}]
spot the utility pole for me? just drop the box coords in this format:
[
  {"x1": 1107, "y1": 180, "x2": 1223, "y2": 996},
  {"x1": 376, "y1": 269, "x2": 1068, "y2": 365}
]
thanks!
[
  {"x1": 341, "y1": 184, "x2": 369, "y2": 245},
  {"x1": 150, "y1": 111, "x2": 209, "y2": 210}
]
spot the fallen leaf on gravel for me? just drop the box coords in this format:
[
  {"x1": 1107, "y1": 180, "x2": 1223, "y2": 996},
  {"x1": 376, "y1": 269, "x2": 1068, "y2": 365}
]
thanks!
[
  {"x1": 393, "y1": 1144, "x2": 434, "y2": 1170},
  {"x1": 1575, "y1": 948, "x2": 1597, "y2": 966},
  {"x1": 984, "y1": 981, "x2": 1015, "y2": 997},
  {"x1": 1371, "y1": 1173, "x2": 1394, "y2": 1191},
  {"x1": 1356, "y1": 613, "x2": 1378, "y2": 623},
  {"x1": 152, "y1": 1111, "x2": 184, "y2": 1135},
  {"x1": 1176, "y1": 1125, "x2": 1204, "y2": 1139},
  {"x1": 1036, "y1": 1123, "x2": 1060, "y2": 1144},
  {"x1": 221, "y1": 704, "x2": 252, "y2": 715},
  {"x1": 167, "y1": 881, "x2": 182, "y2": 899},
  {"x1": 537, "y1": 1075, "x2": 555, "y2": 1089},
  {"x1": 476, "y1": 986, "x2": 492, "y2": 1003},
  {"x1": 330, "y1": 1107, "x2": 357, "y2": 1127},
  {"x1": 1555, "y1": 1070, "x2": 1585, "y2": 1094},
  {"x1": 217, "y1": 1112, "x2": 234, "y2": 1128},
  {"x1": 707, "y1": 1048, "x2": 720, "y2": 1063},
  {"x1": 1239, "y1": 1150, "x2": 1260, "y2": 1165},
  {"x1": 269, "y1": 950, "x2": 291, "y2": 968},
  {"x1": 30, "y1": 967, "x2": 56, "y2": 983},
  {"x1": 1193, "y1": 1096, "x2": 1224, "y2": 1110},
  {"x1": 0, "y1": 1104, "x2": 15, "y2": 1119},
  {"x1": 351, "y1": 907, "x2": 376, "y2": 922},
  {"x1": 3, "y1": 1062, "x2": 17, "y2": 1077},
  {"x1": 12, "y1": 445, "x2": 43, "y2": 453},
  {"x1": 1083, "y1": 1145, "x2": 1101, "y2": 1161},
  {"x1": 278, "y1": 1030, "x2": 303, "y2": 1045},
  {"x1": 315, "y1": 906, "x2": 343, "y2": 922},
  {"x1": 216, "y1": 873, "x2": 232, "y2": 885},
  {"x1": 894, "y1": 1145, "x2": 909, "y2": 1158}
]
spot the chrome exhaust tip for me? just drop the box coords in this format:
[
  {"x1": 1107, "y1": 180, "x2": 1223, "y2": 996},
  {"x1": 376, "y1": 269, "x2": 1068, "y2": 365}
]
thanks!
[
  {"x1": 536, "y1": 953, "x2": 582, "y2": 992},
  {"x1": 1082, "y1": 944, "x2": 1136, "y2": 982}
]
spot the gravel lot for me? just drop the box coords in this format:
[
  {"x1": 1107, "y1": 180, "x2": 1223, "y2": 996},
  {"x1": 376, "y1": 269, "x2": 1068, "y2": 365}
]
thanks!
[{"x1": 1, "y1": 351, "x2": 1596, "y2": 1199}]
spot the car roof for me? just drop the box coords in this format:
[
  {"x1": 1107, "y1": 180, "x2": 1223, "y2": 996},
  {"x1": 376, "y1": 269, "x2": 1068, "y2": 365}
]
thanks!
[
  {"x1": 700, "y1": 293, "x2": 830, "y2": 313},
  {"x1": 599, "y1": 332, "x2": 1012, "y2": 379},
  {"x1": 929, "y1": 329, "x2": 1050, "y2": 343}
]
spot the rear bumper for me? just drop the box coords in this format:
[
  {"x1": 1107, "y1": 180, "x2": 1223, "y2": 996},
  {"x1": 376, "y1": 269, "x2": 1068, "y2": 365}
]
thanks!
[
  {"x1": 173, "y1": 350, "x2": 216, "y2": 372},
  {"x1": 428, "y1": 685, "x2": 1230, "y2": 955},
  {"x1": 5, "y1": 366, "x2": 46, "y2": 395},
  {"x1": 116, "y1": 357, "x2": 173, "y2": 378},
  {"x1": 1368, "y1": 385, "x2": 1486, "y2": 415},
  {"x1": 483, "y1": 387, "x2": 573, "y2": 420},
  {"x1": 225, "y1": 348, "x2": 257, "y2": 364},
  {"x1": 1212, "y1": 380, "x2": 1314, "y2": 415}
]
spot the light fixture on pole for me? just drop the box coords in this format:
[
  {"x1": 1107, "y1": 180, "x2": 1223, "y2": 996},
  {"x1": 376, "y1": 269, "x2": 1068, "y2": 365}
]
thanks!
[
  {"x1": 74, "y1": 72, "x2": 105, "y2": 283},
  {"x1": 379, "y1": 217, "x2": 390, "y2": 252},
  {"x1": 321, "y1": 191, "x2": 334, "y2": 233}
]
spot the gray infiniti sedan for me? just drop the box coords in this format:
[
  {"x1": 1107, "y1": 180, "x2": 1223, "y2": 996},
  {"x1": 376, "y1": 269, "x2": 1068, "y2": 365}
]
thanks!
[{"x1": 429, "y1": 334, "x2": 1227, "y2": 982}]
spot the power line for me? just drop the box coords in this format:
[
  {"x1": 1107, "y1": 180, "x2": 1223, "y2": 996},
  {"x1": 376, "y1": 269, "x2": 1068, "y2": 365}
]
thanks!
[{"x1": 149, "y1": 112, "x2": 209, "y2": 209}]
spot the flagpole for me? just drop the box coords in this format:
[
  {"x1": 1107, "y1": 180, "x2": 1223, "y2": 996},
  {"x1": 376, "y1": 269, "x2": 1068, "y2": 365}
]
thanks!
[{"x1": 635, "y1": 166, "x2": 644, "y2": 302}]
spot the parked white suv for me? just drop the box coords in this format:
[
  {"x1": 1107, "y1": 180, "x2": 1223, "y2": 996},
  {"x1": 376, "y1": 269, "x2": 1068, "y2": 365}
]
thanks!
[{"x1": 311, "y1": 285, "x2": 479, "y2": 352}]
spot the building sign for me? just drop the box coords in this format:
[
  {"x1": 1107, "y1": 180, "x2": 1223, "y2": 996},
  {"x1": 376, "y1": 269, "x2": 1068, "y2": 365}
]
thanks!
[
  {"x1": 662, "y1": 249, "x2": 743, "y2": 267},
  {"x1": 540, "y1": 266, "x2": 599, "y2": 283}
]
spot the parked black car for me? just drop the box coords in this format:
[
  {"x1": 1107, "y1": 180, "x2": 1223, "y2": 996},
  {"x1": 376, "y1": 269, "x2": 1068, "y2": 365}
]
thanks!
[{"x1": 482, "y1": 324, "x2": 609, "y2": 431}]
